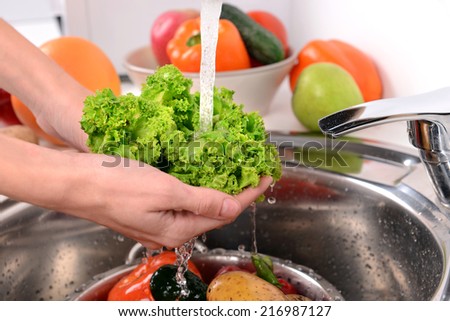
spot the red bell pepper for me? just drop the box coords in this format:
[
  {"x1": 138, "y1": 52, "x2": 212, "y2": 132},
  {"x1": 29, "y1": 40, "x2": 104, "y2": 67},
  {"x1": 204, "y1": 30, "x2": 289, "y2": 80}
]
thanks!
[
  {"x1": 107, "y1": 250, "x2": 202, "y2": 301},
  {"x1": 150, "y1": 9, "x2": 200, "y2": 66}
]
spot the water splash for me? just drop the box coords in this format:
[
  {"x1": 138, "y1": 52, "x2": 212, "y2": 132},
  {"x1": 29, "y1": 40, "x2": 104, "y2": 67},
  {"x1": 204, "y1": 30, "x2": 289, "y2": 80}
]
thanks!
[{"x1": 175, "y1": 237, "x2": 197, "y2": 298}]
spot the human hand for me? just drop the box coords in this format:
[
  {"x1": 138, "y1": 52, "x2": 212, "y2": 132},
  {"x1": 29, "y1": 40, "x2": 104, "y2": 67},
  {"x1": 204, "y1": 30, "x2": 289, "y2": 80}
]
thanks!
[
  {"x1": 33, "y1": 83, "x2": 91, "y2": 151},
  {"x1": 0, "y1": 18, "x2": 91, "y2": 151},
  {"x1": 55, "y1": 151, "x2": 273, "y2": 249}
]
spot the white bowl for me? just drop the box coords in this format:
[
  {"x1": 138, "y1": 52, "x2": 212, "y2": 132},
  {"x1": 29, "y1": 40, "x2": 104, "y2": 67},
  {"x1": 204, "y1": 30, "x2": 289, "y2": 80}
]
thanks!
[{"x1": 124, "y1": 46, "x2": 296, "y2": 115}]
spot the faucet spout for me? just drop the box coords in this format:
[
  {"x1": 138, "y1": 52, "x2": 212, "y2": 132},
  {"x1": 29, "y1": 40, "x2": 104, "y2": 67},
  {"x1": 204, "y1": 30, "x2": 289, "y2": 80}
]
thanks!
[
  {"x1": 319, "y1": 105, "x2": 385, "y2": 138},
  {"x1": 318, "y1": 87, "x2": 450, "y2": 208},
  {"x1": 319, "y1": 87, "x2": 450, "y2": 137}
]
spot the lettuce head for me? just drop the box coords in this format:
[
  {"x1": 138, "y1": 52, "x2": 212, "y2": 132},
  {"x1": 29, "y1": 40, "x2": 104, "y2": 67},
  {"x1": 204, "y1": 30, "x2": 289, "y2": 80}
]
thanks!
[{"x1": 80, "y1": 65, "x2": 281, "y2": 195}]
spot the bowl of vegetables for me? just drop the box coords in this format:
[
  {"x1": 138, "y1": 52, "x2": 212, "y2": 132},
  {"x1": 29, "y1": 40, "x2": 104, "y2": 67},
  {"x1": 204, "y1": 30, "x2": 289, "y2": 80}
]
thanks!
[
  {"x1": 124, "y1": 47, "x2": 295, "y2": 115},
  {"x1": 124, "y1": 4, "x2": 296, "y2": 115},
  {"x1": 68, "y1": 248, "x2": 344, "y2": 301}
]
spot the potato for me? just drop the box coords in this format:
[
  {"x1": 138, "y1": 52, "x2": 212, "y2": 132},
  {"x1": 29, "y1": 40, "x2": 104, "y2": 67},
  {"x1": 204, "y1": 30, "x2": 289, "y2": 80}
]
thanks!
[
  {"x1": 0, "y1": 125, "x2": 39, "y2": 144},
  {"x1": 207, "y1": 271, "x2": 288, "y2": 301}
]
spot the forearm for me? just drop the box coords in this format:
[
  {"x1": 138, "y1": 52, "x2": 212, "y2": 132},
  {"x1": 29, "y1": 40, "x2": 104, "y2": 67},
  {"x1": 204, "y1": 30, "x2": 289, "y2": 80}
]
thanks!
[
  {"x1": 0, "y1": 134, "x2": 75, "y2": 207},
  {"x1": 0, "y1": 19, "x2": 90, "y2": 151}
]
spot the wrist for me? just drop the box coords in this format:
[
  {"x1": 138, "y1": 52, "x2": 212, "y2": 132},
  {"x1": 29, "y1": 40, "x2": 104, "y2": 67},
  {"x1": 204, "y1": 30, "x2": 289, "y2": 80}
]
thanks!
[{"x1": 35, "y1": 75, "x2": 92, "y2": 152}]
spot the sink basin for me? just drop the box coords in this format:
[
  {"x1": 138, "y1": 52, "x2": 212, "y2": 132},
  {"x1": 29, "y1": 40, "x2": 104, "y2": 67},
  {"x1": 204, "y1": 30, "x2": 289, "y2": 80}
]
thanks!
[{"x1": 0, "y1": 133, "x2": 449, "y2": 300}]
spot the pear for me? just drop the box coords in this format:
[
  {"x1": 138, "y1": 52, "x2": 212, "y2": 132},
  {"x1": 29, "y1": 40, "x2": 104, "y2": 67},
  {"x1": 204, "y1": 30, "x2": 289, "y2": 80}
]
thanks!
[{"x1": 292, "y1": 62, "x2": 364, "y2": 132}]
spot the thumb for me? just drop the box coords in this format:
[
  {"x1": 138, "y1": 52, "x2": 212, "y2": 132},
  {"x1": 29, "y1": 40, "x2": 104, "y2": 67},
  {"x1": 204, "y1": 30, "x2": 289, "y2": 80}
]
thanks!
[
  {"x1": 177, "y1": 177, "x2": 273, "y2": 220},
  {"x1": 180, "y1": 186, "x2": 242, "y2": 220}
]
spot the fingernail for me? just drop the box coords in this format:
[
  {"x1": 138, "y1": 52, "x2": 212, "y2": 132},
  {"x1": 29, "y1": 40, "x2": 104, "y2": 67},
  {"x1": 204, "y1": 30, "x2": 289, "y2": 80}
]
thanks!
[{"x1": 220, "y1": 198, "x2": 240, "y2": 218}]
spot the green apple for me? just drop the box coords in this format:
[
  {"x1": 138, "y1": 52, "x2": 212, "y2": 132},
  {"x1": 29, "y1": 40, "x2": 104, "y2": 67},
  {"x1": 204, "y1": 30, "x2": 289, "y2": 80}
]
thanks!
[{"x1": 292, "y1": 62, "x2": 364, "y2": 132}]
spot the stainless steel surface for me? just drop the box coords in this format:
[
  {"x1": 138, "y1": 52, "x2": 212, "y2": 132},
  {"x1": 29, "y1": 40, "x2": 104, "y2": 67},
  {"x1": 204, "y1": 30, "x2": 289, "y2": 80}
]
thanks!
[
  {"x1": 318, "y1": 87, "x2": 450, "y2": 208},
  {"x1": 69, "y1": 249, "x2": 344, "y2": 301},
  {"x1": 0, "y1": 201, "x2": 136, "y2": 300},
  {"x1": 1, "y1": 133, "x2": 450, "y2": 300}
]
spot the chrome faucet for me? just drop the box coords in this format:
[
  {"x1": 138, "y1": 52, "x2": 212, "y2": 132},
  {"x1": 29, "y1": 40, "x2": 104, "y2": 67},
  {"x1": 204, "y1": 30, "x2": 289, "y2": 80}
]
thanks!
[{"x1": 319, "y1": 87, "x2": 450, "y2": 208}]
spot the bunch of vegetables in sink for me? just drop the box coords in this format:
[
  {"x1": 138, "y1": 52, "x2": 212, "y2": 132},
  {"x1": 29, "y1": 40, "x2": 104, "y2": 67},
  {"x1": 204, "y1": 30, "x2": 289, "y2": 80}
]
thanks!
[{"x1": 108, "y1": 250, "x2": 309, "y2": 301}]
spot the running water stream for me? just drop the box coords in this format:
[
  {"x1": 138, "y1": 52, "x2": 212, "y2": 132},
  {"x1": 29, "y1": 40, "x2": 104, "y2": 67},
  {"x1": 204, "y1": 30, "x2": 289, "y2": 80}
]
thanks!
[
  {"x1": 199, "y1": 0, "x2": 223, "y2": 133},
  {"x1": 175, "y1": 0, "x2": 223, "y2": 298}
]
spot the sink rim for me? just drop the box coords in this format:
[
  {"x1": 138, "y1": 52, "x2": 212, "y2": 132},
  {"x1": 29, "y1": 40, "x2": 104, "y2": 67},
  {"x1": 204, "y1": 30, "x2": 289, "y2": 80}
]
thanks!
[{"x1": 270, "y1": 132, "x2": 450, "y2": 300}]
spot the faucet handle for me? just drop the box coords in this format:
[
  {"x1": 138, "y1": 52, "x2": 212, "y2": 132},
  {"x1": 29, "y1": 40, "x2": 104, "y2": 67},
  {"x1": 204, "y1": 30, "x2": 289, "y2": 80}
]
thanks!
[{"x1": 319, "y1": 87, "x2": 450, "y2": 138}]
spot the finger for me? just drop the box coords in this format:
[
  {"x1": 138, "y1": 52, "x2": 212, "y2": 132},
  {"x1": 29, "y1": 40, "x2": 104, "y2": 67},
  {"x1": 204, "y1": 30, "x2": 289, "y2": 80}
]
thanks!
[
  {"x1": 156, "y1": 213, "x2": 234, "y2": 249},
  {"x1": 175, "y1": 176, "x2": 273, "y2": 221},
  {"x1": 175, "y1": 184, "x2": 241, "y2": 220},
  {"x1": 140, "y1": 241, "x2": 164, "y2": 251},
  {"x1": 152, "y1": 175, "x2": 271, "y2": 248},
  {"x1": 234, "y1": 176, "x2": 273, "y2": 210}
]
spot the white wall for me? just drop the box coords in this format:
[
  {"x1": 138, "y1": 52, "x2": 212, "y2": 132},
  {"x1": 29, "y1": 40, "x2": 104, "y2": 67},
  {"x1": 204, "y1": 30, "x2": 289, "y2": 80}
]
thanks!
[
  {"x1": 3, "y1": 0, "x2": 450, "y2": 99},
  {"x1": 1, "y1": 0, "x2": 64, "y2": 45},
  {"x1": 1, "y1": 0, "x2": 63, "y2": 20},
  {"x1": 291, "y1": 0, "x2": 450, "y2": 98}
]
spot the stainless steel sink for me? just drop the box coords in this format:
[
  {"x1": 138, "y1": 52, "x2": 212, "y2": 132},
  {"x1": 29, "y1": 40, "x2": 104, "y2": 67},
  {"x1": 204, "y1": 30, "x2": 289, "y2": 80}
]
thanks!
[{"x1": 0, "y1": 133, "x2": 449, "y2": 300}]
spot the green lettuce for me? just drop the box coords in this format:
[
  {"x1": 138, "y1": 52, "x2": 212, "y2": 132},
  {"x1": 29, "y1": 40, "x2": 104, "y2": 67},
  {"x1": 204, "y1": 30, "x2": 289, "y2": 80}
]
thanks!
[{"x1": 80, "y1": 65, "x2": 281, "y2": 194}]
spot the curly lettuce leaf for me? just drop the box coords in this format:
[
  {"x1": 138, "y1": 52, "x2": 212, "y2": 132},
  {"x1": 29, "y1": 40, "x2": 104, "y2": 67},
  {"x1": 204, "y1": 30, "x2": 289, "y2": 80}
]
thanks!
[{"x1": 80, "y1": 64, "x2": 281, "y2": 194}]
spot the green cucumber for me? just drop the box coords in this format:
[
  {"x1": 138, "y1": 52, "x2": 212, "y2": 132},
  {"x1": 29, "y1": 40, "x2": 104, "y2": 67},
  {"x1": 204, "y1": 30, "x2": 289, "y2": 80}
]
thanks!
[{"x1": 220, "y1": 3, "x2": 285, "y2": 65}]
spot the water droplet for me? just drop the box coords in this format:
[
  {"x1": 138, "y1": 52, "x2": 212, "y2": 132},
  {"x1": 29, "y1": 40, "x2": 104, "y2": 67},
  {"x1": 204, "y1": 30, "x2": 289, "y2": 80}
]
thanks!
[
  {"x1": 269, "y1": 181, "x2": 276, "y2": 193},
  {"x1": 267, "y1": 196, "x2": 276, "y2": 205},
  {"x1": 248, "y1": 202, "x2": 258, "y2": 253}
]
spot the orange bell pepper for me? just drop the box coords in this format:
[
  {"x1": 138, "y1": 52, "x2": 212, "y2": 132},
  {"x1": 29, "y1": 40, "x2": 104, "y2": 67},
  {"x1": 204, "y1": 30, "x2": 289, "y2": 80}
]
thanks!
[
  {"x1": 107, "y1": 251, "x2": 202, "y2": 301},
  {"x1": 289, "y1": 39, "x2": 382, "y2": 102},
  {"x1": 166, "y1": 17, "x2": 251, "y2": 72}
]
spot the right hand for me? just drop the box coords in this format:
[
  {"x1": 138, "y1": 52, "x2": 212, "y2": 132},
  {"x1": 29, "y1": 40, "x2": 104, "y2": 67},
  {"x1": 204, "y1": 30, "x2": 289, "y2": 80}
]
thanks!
[{"x1": 51, "y1": 151, "x2": 272, "y2": 249}]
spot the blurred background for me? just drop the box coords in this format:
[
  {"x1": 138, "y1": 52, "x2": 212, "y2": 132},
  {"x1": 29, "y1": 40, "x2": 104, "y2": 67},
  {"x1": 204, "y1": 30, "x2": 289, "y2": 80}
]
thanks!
[
  {"x1": 3, "y1": 0, "x2": 450, "y2": 98},
  {"x1": 2, "y1": 0, "x2": 450, "y2": 144}
]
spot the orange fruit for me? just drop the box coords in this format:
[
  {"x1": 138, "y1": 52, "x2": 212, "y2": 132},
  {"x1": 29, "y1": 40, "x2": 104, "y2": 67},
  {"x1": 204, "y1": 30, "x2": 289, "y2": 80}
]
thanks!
[{"x1": 11, "y1": 36, "x2": 121, "y2": 145}]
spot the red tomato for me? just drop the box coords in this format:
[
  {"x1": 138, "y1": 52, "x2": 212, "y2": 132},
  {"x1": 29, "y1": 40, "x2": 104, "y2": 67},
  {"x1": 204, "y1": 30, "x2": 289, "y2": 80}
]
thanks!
[
  {"x1": 108, "y1": 251, "x2": 202, "y2": 301},
  {"x1": 247, "y1": 10, "x2": 289, "y2": 57},
  {"x1": 0, "y1": 88, "x2": 21, "y2": 126},
  {"x1": 278, "y1": 278, "x2": 298, "y2": 295}
]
